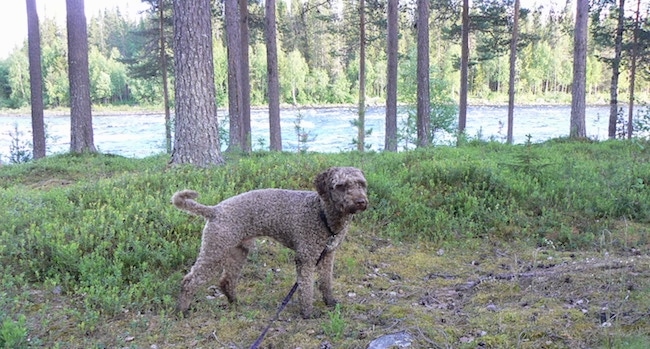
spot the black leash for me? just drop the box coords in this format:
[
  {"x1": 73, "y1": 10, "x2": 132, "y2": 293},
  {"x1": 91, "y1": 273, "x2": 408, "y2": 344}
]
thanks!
[
  {"x1": 248, "y1": 282, "x2": 299, "y2": 349},
  {"x1": 249, "y1": 211, "x2": 334, "y2": 349}
]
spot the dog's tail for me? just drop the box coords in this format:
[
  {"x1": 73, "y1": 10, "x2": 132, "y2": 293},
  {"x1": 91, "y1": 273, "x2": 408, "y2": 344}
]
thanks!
[{"x1": 171, "y1": 190, "x2": 216, "y2": 219}]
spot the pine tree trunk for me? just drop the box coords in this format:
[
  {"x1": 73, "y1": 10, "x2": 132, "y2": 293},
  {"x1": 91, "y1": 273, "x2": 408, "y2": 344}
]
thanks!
[
  {"x1": 225, "y1": 0, "x2": 243, "y2": 152},
  {"x1": 357, "y1": 0, "x2": 366, "y2": 152},
  {"x1": 239, "y1": 0, "x2": 252, "y2": 152},
  {"x1": 627, "y1": 0, "x2": 641, "y2": 139},
  {"x1": 384, "y1": 0, "x2": 398, "y2": 152},
  {"x1": 160, "y1": 0, "x2": 172, "y2": 153},
  {"x1": 608, "y1": 0, "x2": 624, "y2": 139},
  {"x1": 459, "y1": 0, "x2": 469, "y2": 138},
  {"x1": 66, "y1": 0, "x2": 96, "y2": 153},
  {"x1": 27, "y1": 0, "x2": 46, "y2": 159},
  {"x1": 265, "y1": 0, "x2": 282, "y2": 151},
  {"x1": 416, "y1": 0, "x2": 430, "y2": 147},
  {"x1": 506, "y1": 0, "x2": 520, "y2": 145},
  {"x1": 170, "y1": 0, "x2": 224, "y2": 166},
  {"x1": 570, "y1": 0, "x2": 588, "y2": 138}
]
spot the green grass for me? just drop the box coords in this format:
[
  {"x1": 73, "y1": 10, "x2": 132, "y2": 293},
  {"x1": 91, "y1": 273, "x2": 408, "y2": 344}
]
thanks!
[{"x1": 1, "y1": 140, "x2": 649, "y2": 348}]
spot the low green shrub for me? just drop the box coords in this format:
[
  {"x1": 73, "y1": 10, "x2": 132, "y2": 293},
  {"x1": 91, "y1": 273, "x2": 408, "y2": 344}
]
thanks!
[
  {"x1": 0, "y1": 314, "x2": 28, "y2": 349},
  {"x1": 1, "y1": 141, "x2": 649, "y2": 319},
  {"x1": 322, "y1": 303, "x2": 346, "y2": 340}
]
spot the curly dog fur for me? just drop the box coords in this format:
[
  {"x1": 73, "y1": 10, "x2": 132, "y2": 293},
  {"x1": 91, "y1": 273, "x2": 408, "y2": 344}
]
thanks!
[{"x1": 172, "y1": 167, "x2": 368, "y2": 318}]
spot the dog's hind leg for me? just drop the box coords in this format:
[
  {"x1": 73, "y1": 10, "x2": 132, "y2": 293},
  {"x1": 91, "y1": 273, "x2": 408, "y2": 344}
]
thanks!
[
  {"x1": 177, "y1": 252, "x2": 221, "y2": 316},
  {"x1": 219, "y1": 239, "x2": 253, "y2": 304}
]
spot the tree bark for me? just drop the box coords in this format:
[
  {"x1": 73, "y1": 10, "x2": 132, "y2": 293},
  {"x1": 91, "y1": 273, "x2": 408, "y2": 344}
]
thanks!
[
  {"x1": 225, "y1": 0, "x2": 243, "y2": 152},
  {"x1": 66, "y1": 0, "x2": 96, "y2": 153},
  {"x1": 160, "y1": 0, "x2": 172, "y2": 153},
  {"x1": 357, "y1": 0, "x2": 366, "y2": 152},
  {"x1": 570, "y1": 0, "x2": 588, "y2": 138},
  {"x1": 239, "y1": 0, "x2": 252, "y2": 152},
  {"x1": 459, "y1": 0, "x2": 469, "y2": 139},
  {"x1": 416, "y1": 0, "x2": 430, "y2": 147},
  {"x1": 265, "y1": 0, "x2": 282, "y2": 151},
  {"x1": 506, "y1": 0, "x2": 520, "y2": 145},
  {"x1": 170, "y1": 0, "x2": 224, "y2": 166},
  {"x1": 627, "y1": 0, "x2": 641, "y2": 139},
  {"x1": 26, "y1": 0, "x2": 46, "y2": 159},
  {"x1": 608, "y1": 0, "x2": 625, "y2": 139},
  {"x1": 384, "y1": 0, "x2": 398, "y2": 151}
]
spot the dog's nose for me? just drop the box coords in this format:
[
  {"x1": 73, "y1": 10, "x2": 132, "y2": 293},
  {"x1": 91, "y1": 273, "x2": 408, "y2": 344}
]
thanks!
[{"x1": 356, "y1": 198, "x2": 368, "y2": 209}]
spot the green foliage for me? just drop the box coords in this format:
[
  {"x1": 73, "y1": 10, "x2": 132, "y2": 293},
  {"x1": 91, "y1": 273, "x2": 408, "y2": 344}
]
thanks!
[
  {"x1": 603, "y1": 335, "x2": 650, "y2": 349},
  {"x1": 3, "y1": 0, "x2": 646, "y2": 110},
  {"x1": 39, "y1": 17, "x2": 70, "y2": 107},
  {"x1": 293, "y1": 111, "x2": 316, "y2": 152},
  {"x1": 617, "y1": 104, "x2": 650, "y2": 139},
  {"x1": 1, "y1": 143, "x2": 650, "y2": 324},
  {"x1": 5, "y1": 50, "x2": 29, "y2": 109},
  {"x1": 7, "y1": 124, "x2": 32, "y2": 164},
  {"x1": 0, "y1": 314, "x2": 28, "y2": 349},
  {"x1": 249, "y1": 43, "x2": 268, "y2": 106},
  {"x1": 0, "y1": 146, "x2": 650, "y2": 347},
  {"x1": 397, "y1": 52, "x2": 458, "y2": 148},
  {"x1": 322, "y1": 303, "x2": 346, "y2": 340},
  {"x1": 0, "y1": 61, "x2": 10, "y2": 108},
  {"x1": 213, "y1": 39, "x2": 229, "y2": 108}
]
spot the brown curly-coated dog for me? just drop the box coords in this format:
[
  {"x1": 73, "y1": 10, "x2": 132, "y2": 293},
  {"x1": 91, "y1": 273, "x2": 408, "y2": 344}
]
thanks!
[{"x1": 172, "y1": 167, "x2": 368, "y2": 318}]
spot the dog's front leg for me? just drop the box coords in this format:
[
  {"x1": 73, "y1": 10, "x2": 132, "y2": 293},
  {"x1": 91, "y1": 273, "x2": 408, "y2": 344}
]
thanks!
[
  {"x1": 317, "y1": 250, "x2": 338, "y2": 307},
  {"x1": 295, "y1": 258, "x2": 316, "y2": 319}
]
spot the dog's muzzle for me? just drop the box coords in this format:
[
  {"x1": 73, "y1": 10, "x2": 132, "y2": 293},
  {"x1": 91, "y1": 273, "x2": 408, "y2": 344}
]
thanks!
[{"x1": 350, "y1": 198, "x2": 368, "y2": 213}]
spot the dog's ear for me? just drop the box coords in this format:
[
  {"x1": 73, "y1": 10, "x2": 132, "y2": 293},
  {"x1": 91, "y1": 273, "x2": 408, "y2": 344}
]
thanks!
[{"x1": 314, "y1": 168, "x2": 333, "y2": 196}]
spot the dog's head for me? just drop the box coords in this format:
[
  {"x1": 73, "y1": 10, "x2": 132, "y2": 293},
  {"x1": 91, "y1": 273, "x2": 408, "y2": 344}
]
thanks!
[{"x1": 315, "y1": 167, "x2": 368, "y2": 214}]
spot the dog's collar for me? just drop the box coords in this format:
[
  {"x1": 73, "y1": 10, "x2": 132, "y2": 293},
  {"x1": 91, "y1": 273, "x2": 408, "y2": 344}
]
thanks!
[{"x1": 319, "y1": 210, "x2": 336, "y2": 236}]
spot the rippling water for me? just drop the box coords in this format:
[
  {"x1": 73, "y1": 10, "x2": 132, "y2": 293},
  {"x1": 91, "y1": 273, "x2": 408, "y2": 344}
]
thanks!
[{"x1": 0, "y1": 105, "x2": 620, "y2": 160}]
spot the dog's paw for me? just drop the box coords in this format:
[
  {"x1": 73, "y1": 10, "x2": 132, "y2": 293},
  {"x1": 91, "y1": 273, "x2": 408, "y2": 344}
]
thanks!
[
  {"x1": 301, "y1": 308, "x2": 321, "y2": 319},
  {"x1": 174, "y1": 307, "x2": 190, "y2": 319},
  {"x1": 324, "y1": 297, "x2": 339, "y2": 307},
  {"x1": 175, "y1": 300, "x2": 192, "y2": 318}
]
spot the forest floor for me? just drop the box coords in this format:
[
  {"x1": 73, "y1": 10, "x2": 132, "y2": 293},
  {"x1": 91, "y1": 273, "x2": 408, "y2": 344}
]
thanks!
[
  {"x1": 18, "y1": 231, "x2": 650, "y2": 348},
  {"x1": 3, "y1": 147, "x2": 650, "y2": 348}
]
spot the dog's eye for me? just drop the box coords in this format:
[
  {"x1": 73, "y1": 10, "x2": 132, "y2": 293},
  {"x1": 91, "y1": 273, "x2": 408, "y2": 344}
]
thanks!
[{"x1": 334, "y1": 183, "x2": 347, "y2": 191}]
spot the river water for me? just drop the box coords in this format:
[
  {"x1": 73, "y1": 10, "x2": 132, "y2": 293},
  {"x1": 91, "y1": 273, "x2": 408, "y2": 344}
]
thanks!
[{"x1": 0, "y1": 105, "x2": 629, "y2": 161}]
